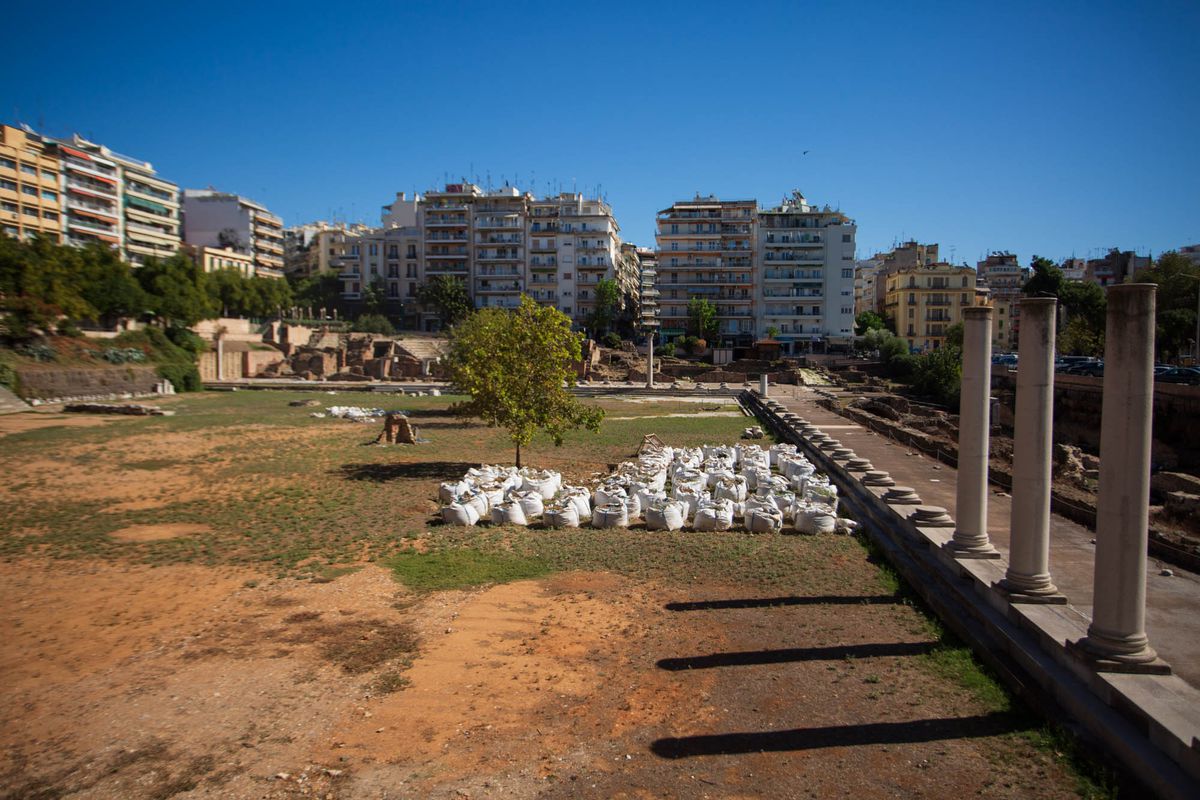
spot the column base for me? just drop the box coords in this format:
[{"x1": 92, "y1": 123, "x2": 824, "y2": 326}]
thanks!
[
  {"x1": 1066, "y1": 638, "x2": 1171, "y2": 675},
  {"x1": 994, "y1": 579, "x2": 1067, "y2": 605},
  {"x1": 943, "y1": 540, "x2": 1002, "y2": 559}
]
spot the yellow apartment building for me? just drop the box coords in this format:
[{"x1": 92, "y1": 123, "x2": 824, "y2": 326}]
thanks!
[
  {"x1": 0, "y1": 125, "x2": 63, "y2": 242},
  {"x1": 884, "y1": 262, "x2": 979, "y2": 351}
]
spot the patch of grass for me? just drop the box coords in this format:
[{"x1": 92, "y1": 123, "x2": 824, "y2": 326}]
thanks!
[
  {"x1": 854, "y1": 532, "x2": 1120, "y2": 798},
  {"x1": 314, "y1": 619, "x2": 418, "y2": 674},
  {"x1": 370, "y1": 667, "x2": 412, "y2": 695},
  {"x1": 386, "y1": 548, "x2": 552, "y2": 592}
]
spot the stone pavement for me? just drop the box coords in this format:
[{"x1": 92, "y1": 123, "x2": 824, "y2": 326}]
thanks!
[
  {"x1": 771, "y1": 384, "x2": 1200, "y2": 688},
  {"x1": 0, "y1": 386, "x2": 30, "y2": 415}
]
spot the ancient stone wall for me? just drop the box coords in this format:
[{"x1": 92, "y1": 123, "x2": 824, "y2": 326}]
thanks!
[{"x1": 15, "y1": 365, "x2": 162, "y2": 400}]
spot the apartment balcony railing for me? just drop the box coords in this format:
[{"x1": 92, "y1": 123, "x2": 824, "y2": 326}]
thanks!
[
  {"x1": 425, "y1": 216, "x2": 468, "y2": 226},
  {"x1": 427, "y1": 249, "x2": 469, "y2": 257},
  {"x1": 64, "y1": 159, "x2": 117, "y2": 181},
  {"x1": 926, "y1": 299, "x2": 951, "y2": 307},
  {"x1": 763, "y1": 290, "x2": 823, "y2": 298},
  {"x1": 477, "y1": 267, "x2": 521, "y2": 277},
  {"x1": 425, "y1": 233, "x2": 468, "y2": 241},
  {"x1": 529, "y1": 259, "x2": 557, "y2": 268},
  {"x1": 475, "y1": 219, "x2": 522, "y2": 229},
  {"x1": 477, "y1": 253, "x2": 522, "y2": 262},
  {"x1": 66, "y1": 176, "x2": 117, "y2": 198},
  {"x1": 126, "y1": 221, "x2": 176, "y2": 238},
  {"x1": 763, "y1": 270, "x2": 823, "y2": 281},
  {"x1": 479, "y1": 235, "x2": 523, "y2": 244},
  {"x1": 665, "y1": 275, "x2": 751, "y2": 285}
]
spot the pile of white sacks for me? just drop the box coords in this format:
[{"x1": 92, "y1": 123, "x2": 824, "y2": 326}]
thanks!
[{"x1": 438, "y1": 443, "x2": 856, "y2": 535}]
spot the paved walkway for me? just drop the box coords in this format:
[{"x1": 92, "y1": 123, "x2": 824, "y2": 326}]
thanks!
[
  {"x1": 771, "y1": 385, "x2": 1200, "y2": 688},
  {"x1": 0, "y1": 387, "x2": 30, "y2": 415}
]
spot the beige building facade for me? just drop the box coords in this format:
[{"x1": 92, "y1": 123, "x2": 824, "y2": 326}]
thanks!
[
  {"x1": 884, "y1": 262, "x2": 979, "y2": 351},
  {"x1": 182, "y1": 189, "x2": 284, "y2": 277}
]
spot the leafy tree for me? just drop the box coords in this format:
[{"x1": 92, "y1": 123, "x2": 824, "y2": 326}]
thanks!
[
  {"x1": 687, "y1": 297, "x2": 719, "y2": 342},
  {"x1": 854, "y1": 311, "x2": 886, "y2": 335},
  {"x1": 417, "y1": 275, "x2": 471, "y2": 328},
  {"x1": 588, "y1": 277, "x2": 620, "y2": 335},
  {"x1": 352, "y1": 313, "x2": 396, "y2": 335},
  {"x1": 1022, "y1": 256, "x2": 1064, "y2": 297},
  {"x1": 0, "y1": 234, "x2": 92, "y2": 332},
  {"x1": 446, "y1": 296, "x2": 603, "y2": 467},
  {"x1": 910, "y1": 344, "x2": 963, "y2": 407},
  {"x1": 764, "y1": 325, "x2": 780, "y2": 339},
  {"x1": 136, "y1": 253, "x2": 218, "y2": 326},
  {"x1": 945, "y1": 321, "x2": 964, "y2": 348},
  {"x1": 361, "y1": 277, "x2": 387, "y2": 317},
  {"x1": 1134, "y1": 252, "x2": 1200, "y2": 360},
  {"x1": 289, "y1": 273, "x2": 344, "y2": 315},
  {"x1": 75, "y1": 244, "x2": 149, "y2": 322}
]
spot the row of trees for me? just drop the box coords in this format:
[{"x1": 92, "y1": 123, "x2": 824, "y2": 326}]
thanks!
[
  {"x1": 1023, "y1": 252, "x2": 1198, "y2": 360},
  {"x1": 0, "y1": 236, "x2": 293, "y2": 336}
]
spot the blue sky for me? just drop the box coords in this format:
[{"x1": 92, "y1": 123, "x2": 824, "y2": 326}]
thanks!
[{"x1": 8, "y1": 0, "x2": 1198, "y2": 264}]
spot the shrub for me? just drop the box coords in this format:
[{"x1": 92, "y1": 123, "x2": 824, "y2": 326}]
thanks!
[
  {"x1": 352, "y1": 314, "x2": 396, "y2": 335},
  {"x1": 15, "y1": 343, "x2": 55, "y2": 362},
  {"x1": 602, "y1": 332, "x2": 622, "y2": 348},
  {"x1": 165, "y1": 325, "x2": 208, "y2": 355},
  {"x1": 101, "y1": 347, "x2": 147, "y2": 364},
  {"x1": 0, "y1": 359, "x2": 18, "y2": 392},
  {"x1": 57, "y1": 321, "x2": 83, "y2": 338},
  {"x1": 659, "y1": 342, "x2": 676, "y2": 358},
  {"x1": 156, "y1": 362, "x2": 202, "y2": 392}
]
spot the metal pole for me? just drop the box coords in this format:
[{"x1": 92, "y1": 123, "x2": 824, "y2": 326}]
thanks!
[{"x1": 646, "y1": 330, "x2": 655, "y2": 389}]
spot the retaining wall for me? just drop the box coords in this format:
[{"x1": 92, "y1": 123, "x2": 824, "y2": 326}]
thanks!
[{"x1": 14, "y1": 365, "x2": 162, "y2": 400}]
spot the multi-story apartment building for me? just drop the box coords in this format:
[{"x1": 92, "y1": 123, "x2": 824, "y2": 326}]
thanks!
[
  {"x1": 634, "y1": 246, "x2": 660, "y2": 333},
  {"x1": 853, "y1": 256, "x2": 884, "y2": 317},
  {"x1": 757, "y1": 192, "x2": 856, "y2": 351},
  {"x1": 182, "y1": 189, "x2": 285, "y2": 277},
  {"x1": 653, "y1": 191, "x2": 856, "y2": 354},
  {"x1": 41, "y1": 133, "x2": 182, "y2": 264},
  {"x1": 330, "y1": 182, "x2": 633, "y2": 332},
  {"x1": 1060, "y1": 257, "x2": 1087, "y2": 281},
  {"x1": 655, "y1": 195, "x2": 757, "y2": 343},
  {"x1": 187, "y1": 244, "x2": 255, "y2": 277},
  {"x1": 977, "y1": 252, "x2": 1027, "y2": 351},
  {"x1": 885, "y1": 262, "x2": 979, "y2": 351},
  {"x1": 0, "y1": 125, "x2": 62, "y2": 242},
  {"x1": 1084, "y1": 248, "x2": 1150, "y2": 287}
]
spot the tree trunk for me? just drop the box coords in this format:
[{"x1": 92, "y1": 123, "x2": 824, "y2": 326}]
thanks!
[{"x1": 515, "y1": 442, "x2": 521, "y2": 469}]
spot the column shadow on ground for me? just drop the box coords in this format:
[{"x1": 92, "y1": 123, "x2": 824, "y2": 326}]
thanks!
[
  {"x1": 335, "y1": 461, "x2": 479, "y2": 482},
  {"x1": 650, "y1": 712, "x2": 1030, "y2": 758},
  {"x1": 665, "y1": 595, "x2": 902, "y2": 611},
  {"x1": 656, "y1": 641, "x2": 936, "y2": 671}
]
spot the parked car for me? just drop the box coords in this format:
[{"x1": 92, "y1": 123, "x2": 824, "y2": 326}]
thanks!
[
  {"x1": 1056, "y1": 355, "x2": 1097, "y2": 373},
  {"x1": 1156, "y1": 367, "x2": 1200, "y2": 385},
  {"x1": 1064, "y1": 360, "x2": 1104, "y2": 377}
]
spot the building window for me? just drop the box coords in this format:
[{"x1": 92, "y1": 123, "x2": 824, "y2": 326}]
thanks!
[
  {"x1": 41, "y1": 190, "x2": 57, "y2": 201},
  {"x1": 22, "y1": 206, "x2": 38, "y2": 217},
  {"x1": 0, "y1": 157, "x2": 14, "y2": 170},
  {"x1": 0, "y1": 178, "x2": 15, "y2": 191},
  {"x1": 842, "y1": 268, "x2": 852, "y2": 278},
  {"x1": 21, "y1": 185, "x2": 37, "y2": 196},
  {"x1": 20, "y1": 164, "x2": 37, "y2": 176},
  {"x1": 842, "y1": 234, "x2": 851, "y2": 242}
]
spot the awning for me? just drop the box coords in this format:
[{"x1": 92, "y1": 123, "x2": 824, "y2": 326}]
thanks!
[
  {"x1": 60, "y1": 145, "x2": 92, "y2": 161},
  {"x1": 72, "y1": 208, "x2": 117, "y2": 223},
  {"x1": 67, "y1": 185, "x2": 114, "y2": 201},
  {"x1": 67, "y1": 163, "x2": 116, "y2": 184}
]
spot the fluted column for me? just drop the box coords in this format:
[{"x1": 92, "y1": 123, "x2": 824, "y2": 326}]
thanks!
[
  {"x1": 947, "y1": 306, "x2": 999, "y2": 558},
  {"x1": 998, "y1": 298, "x2": 1065, "y2": 602},
  {"x1": 759, "y1": 373, "x2": 769, "y2": 397},
  {"x1": 1076, "y1": 284, "x2": 1168, "y2": 672}
]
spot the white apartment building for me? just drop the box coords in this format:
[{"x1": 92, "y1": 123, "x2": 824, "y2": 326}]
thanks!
[
  {"x1": 43, "y1": 133, "x2": 181, "y2": 264},
  {"x1": 655, "y1": 196, "x2": 757, "y2": 342},
  {"x1": 182, "y1": 189, "x2": 285, "y2": 278},
  {"x1": 634, "y1": 246, "x2": 660, "y2": 332},
  {"x1": 757, "y1": 192, "x2": 857, "y2": 351},
  {"x1": 330, "y1": 182, "x2": 634, "y2": 332},
  {"x1": 654, "y1": 191, "x2": 856, "y2": 354}
]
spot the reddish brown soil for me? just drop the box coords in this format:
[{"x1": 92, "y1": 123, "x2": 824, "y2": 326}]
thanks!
[{"x1": 0, "y1": 559, "x2": 1082, "y2": 799}]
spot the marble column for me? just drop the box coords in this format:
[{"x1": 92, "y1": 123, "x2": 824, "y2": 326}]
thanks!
[
  {"x1": 759, "y1": 373, "x2": 769, "y2": 397},
  {"x1": 947, "y1": 306, "x2": 1000, "y2": 558},
  {"x1": 1076, "y1": 284, "x2": 1168, "y2": 671},
  {"x1": 646, "y1": 333, "x2": 655, "y2": 389},
  {"x1": 998, "y1": 298, "x2": 1065, "y2": 602}
]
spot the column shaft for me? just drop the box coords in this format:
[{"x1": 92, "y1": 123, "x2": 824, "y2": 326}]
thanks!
[
  {"x1": 1080, "y1": 284, "x2": 1162, "y2": 666},
  {"x1": 948, "y1": 306, "x2": 999, "y2": 557},
  {"x1": 1001, "y1": 298, "x2": 1063, "y2": 600}
]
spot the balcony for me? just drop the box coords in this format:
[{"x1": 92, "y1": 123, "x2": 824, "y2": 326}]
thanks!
[
  {"x1": 425, "y1": 216, "x2": 468, "y2": 226},
  {"x1": 425, "y1": 232, "x2": 468, "y2": 242},
  {"x1": 475, "y1": 282, "x2": 523, "y2": 293},
  {"x1": 255, "y1": 267, "x2": 285, "y2": 279},
  {"x1": 477, "y1": 267, "x2": 521, "y2": 277},
  {"x1": 66, "y1": 175, "x2": 117, "y2": 198},
  {"x1": 478, "y1": 234, "x2": 523, "y2": 244},
  {"x1": 474, "y1": 217, "x2": 522, "y2": 230},
  {"x1": 477, "y1": 252, "x2": 522, "y2": 262},
  {"x1": 666, "y1": 274, "x2": 750, "y2": 285},
  {"x1": 427, "y1": 249, "x2": 468, "y2": 258},
  {"x1": 763, "y1": 270, "x2": 823, "y2": 281},
  {"x1": 763, "y1": 290, "x2": 823, "y2": 298}
]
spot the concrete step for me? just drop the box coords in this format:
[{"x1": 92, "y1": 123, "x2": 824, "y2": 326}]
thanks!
[{"x1": 0, "y1": 385, "x2": 30, "y2": 415}]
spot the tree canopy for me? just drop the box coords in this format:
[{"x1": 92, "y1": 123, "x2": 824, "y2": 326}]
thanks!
[
  {"x1": 416, "y1": 275, "x2": 472, "y2": 328},
  {"x1": 587, "y1": 277, "x2": 620, "y2": 335},
  {"x1": 1134, "y1": 252, "x2": 1200, "y2": 360},
  {"x1": 446, "y1": 296, "x2": 603, "y2": 467},
  {"x1": 687, "y1": 297, "x2": 720, "y2": 342},
  {"x1": 854, "y1": 310, "x2": 886, "y2": 336}
]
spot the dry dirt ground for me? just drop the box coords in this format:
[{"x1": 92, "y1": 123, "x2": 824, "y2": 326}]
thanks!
[{"x1": 0, "y1": 400, "x2": 1091, "y2": 799}]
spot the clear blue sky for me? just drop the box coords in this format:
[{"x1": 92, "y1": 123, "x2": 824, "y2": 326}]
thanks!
[{"x1": 8, "y1": 0, "x2": 1198, "y2": 265}]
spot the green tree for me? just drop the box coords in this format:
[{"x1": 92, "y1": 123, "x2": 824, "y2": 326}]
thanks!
[
  {"x1": 854, "y1": 310, "x2": 886, "y2": 335},
  {"x1": 687, "y1": 297, "x2": 719, "y2": 342},
  {"x1": 416, "y1": 275, "x2": 471, "y2": 328},
  {"x1": 352, "y1": 313, "x2": 395, "y2": 335},
  {"x1": 588, "y1": 277, "x2": 620, "y2": 335},
  {"x1": 910, "y1": 344, "x2": 963, "y2": 407},
  {"x1": 1022, "y1": 256, "x2": 1064, "y2": 296},
  {"x1": 136, "y1": 253, "x2": 218, "y2": 326},
  {"x1": 75, "y1": 244, "x2": 149, "y2": 322},
  {"x1": 0, "y1": 234, "x2": 92, "y2": 333},
  {"x1": 289, "y1": 273, "x2": 344, "y2": 315},
  {"x1": 764, "y1": 325, "x2": 780, "y2": 339},
  {"x1": 446, "y1": 296, "x2": 603, "y2": 467},
  {"x1": 1134, "y1": 252, "x2": 1200, "y2": 360}
]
